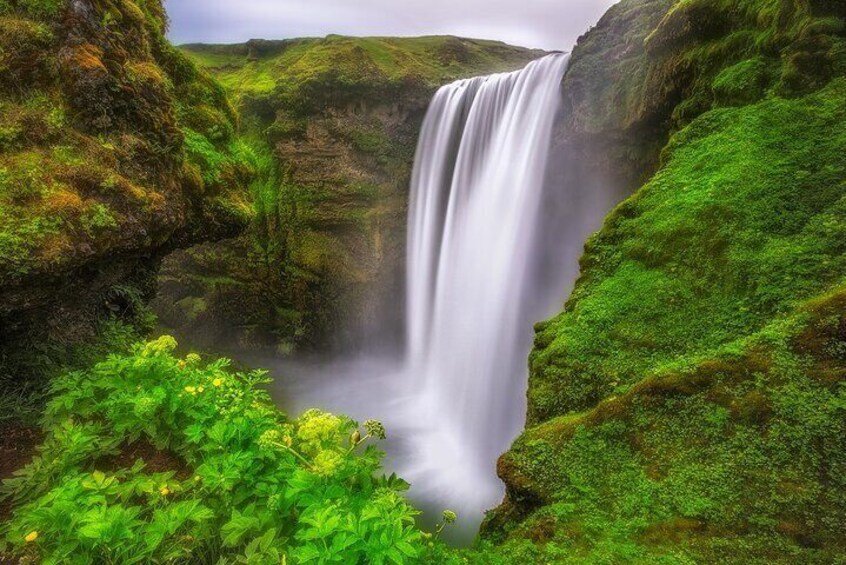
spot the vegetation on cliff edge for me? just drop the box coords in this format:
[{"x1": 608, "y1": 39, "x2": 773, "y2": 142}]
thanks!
[
  {"x1": 0, "y1": 0, "x2": 258, "y2": 398},
  {"x1": 480, "y1": 0, "x2": 846, "y2": 561}
]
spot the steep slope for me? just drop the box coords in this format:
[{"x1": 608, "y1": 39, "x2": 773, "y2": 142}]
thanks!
[
  {"x1": 0, "y1": 0, "x2": 254, "y2": 387},
  {"x1": 478, "y1": 0, "x2": 846, "y2": 562},
  {"x1": 153, "y1": 37, "x2": 543, "y2": 353}
]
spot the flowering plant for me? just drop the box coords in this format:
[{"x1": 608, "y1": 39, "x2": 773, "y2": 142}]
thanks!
[{"x1": 0, "y1": 337, "x2": 442, "y2": 564}]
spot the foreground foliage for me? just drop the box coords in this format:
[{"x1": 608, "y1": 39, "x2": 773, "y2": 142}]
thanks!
[{"x1": 1, "y1": 337, "x2": 432, "y2": 564}]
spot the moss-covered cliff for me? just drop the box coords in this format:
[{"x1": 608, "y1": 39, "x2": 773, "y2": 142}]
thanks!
[
  {"x1": 0, "y1": 0, "x2": 254, "y2": 390},
  {"x1": 153, "y1": 37, "x2": 543, "y2": 353},
  {"x1": 479, "y1": 0, "x2": 846, "y2": 562}
]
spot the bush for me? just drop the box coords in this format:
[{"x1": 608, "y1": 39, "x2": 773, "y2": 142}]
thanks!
[{"x1": 0, "y1": 336, "x2": 428, "y2": 564}]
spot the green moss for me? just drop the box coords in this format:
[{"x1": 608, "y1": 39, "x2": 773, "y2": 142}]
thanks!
[
  {"x1": 80, "y1": 202, "x2": 118, "y2": 234},
  {"x1": 480, "y1": 0, "x2": 846, "y2": 559},
  {"x1": 481, "y1": 286, "x2": 846, "y2": 563},
  {"x1": 0, "y1": 0, "x2": 255, "y2": 408},
  {"x1": 0, "y1": 0, "x2": 255, "y2": 286},
  {"x1": 175, "y1": 296, "x2": 208, "y2": 321},
  {"x1": 712, "y1": 57, "x2": 768, "y2": 104},
  {"x1": 529, "y1": 79, "x2": 846, "y2": 422},
  {"x1": 15, "y1": 0, "x2": 64, "y2": 18}
]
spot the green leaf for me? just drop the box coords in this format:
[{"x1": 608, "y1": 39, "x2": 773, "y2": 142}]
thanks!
[{"x1": 221, "y1": 510, "x2": 261, "y2": 547}]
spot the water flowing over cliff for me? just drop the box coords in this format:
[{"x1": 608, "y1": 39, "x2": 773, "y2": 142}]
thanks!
[
  {"x1": 403, "y1": 54, "x2": 573, "y2": 517},
  {"x1": 256, "y1": 53, "x2": 625, "y2": 536}
]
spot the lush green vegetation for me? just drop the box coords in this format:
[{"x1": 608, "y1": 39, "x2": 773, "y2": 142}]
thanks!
[
  {"x1": 2, "y1": 0, "x2": 845, "y2": 562},
  {"x1": 182, "y1": 36, "x2": 544, "y2": 102},
  {"x1": 529, "y1": 80, "x2": 846, "y2": 420},
  {"x1": 0, "y1": 0, "x2": 254, "y2": 286},
  {"x1": 481, "y1": 0, "x2": 846, "y2": 561},
  {"x1": 0, "y1": 0, "x2": 256, "y2": 410},
  {"x1": 0, "y1": 336, "x2": 463, "y2": 564}
]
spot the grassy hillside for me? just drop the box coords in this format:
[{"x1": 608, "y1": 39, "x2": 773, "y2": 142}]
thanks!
[
  {"x1": 182, "y1": 36, "x2": 546, "y2": 99},
  {"x1": 477, "y1": 0, "x2": 846, "y2": 562},
  {"x1": 154, "y1": 36, "x2": 543, "y2": 353}
]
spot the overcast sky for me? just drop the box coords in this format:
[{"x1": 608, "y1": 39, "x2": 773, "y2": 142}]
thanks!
[{"x1": 164, "y1": 0, "x2": 618, "y2": 52}]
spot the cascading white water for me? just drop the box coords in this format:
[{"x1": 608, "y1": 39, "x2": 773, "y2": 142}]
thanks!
[
  {"x1": 402, "y1": 53, "x2": 572, "y2": 521},
  {"x1": 266, "y1": 52, "x2": 621, "y2": 540}
]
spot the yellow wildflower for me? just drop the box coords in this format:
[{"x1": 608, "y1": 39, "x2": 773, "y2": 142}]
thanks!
[
  {"x1": 212, "y1": 377, "x2": 223, "y2": 387},
  {"x1": 184, "y1": 386, "x2": 196, "y2": 394},
  {"x1": 313, "y1": 450, "x2": 343, "y2": 477},
  {"x1": 159, "y1": 486, "x2": 170, "y2": 496},
  {"x1": 197, "y1": 386, "x2": 205, "y2": 393},
  {"x1": 257, "y1": 429, "x2": 283, "y2": 451},
  {"x1": 297, "y1": 410, "x2": 342, "y2": 445},
  {"x1": 24, "y1": 531, "x2": 38, "y2": 543},
  {"x1": 142, "y1": 335, "x2": 178, "y2": 357}
]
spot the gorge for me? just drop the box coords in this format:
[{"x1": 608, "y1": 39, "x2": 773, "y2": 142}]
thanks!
[
  {"x1": 1, "y1": 0, "x2": 845, "y2": 563},
  {"x1": 258, "y1": 52, "x2": 617, "y2": 538}
]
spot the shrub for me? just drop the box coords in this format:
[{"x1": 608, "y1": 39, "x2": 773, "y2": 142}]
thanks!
[{"x1": 1, "y1": 337, "x2": 427, "y2": 564}]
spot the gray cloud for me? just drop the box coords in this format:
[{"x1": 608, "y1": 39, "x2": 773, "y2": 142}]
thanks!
[{"x1": 164, "y1": 0, "x2": 618, "y2": 51}]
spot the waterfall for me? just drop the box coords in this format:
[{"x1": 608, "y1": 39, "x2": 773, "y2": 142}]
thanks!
[
  {"x1": 266, "y1": 52, "x2": 619, "y2": 539},
  {"x1": 403, "y1": 53, "x2": 572, "y2": 523}
]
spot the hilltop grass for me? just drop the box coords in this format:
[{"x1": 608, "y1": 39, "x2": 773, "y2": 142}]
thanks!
[{"x1": 182, "y1": 36, "x2": 544, "y2": 101}]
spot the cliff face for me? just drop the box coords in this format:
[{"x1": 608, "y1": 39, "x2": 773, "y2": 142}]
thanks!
[
  {"x1": 481, "y1": 0, "x2": 846, "y2": 562},
  {"x1": 155, "y1": 37, "x2": 543, "y2": 354},
  {"x1": 0, "y1": 0, "x2": 253, "y2": 381}
]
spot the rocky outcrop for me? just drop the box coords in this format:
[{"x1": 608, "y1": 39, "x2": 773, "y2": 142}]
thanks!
[{"x1": 0, "y1": 0, "x2": 253, "y2": 382}]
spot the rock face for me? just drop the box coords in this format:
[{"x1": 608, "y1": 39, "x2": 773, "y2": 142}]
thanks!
[
  {"x1": 0, "y1": 0, "x2": 253, "y2": 381},
  {"x1": 480, "y1": 0, "x2": 846, "y2": 562},
  {"x1": 155, "y1": 37, "x2": 544, "y2": 354}
]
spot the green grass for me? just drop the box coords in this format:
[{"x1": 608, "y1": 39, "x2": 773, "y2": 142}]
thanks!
[
  {"x1": 528, "y1": 79, "x2": 846, "y2": 422},
  {"x1": 182, "y1": 36, "x2": 542, "y2": 100},
  {"x1": 480, "y1": 284, "x2": 846, "y2": 564},
  {"x1": 477, "y1": 6, "x2": 846, "y2": 557}
]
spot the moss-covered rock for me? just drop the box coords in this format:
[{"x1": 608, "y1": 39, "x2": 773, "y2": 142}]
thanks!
[
  {"x1": 155, "y1": 37, "x2": 543, "y2": 353},
  {"x1": 557, "y1": 0, "x2": 846, "y2": 192},
  {"x1": 478, "y1": 0, "x2": 846, "y2": 562},
  {"x1": 0, "y1": 0, "x2": 253, "y2": 386}
]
